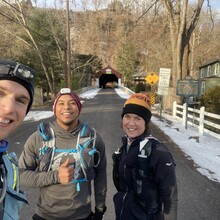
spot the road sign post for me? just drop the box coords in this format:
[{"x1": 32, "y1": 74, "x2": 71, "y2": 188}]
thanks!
[
  {"x1": 176, "y1": 76, "x2": 199, "y2": 129},
  {"x1": 157, "y1": 68, "x2": 171, "y2": 119}
]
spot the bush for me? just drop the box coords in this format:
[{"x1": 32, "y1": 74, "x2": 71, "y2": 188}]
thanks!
[
  {"x1": 200, "y1": 85, "x2": 220, "y2": 114},
  {"x1": 135, "y1": 83, "x2": 146, "y2": 93}
]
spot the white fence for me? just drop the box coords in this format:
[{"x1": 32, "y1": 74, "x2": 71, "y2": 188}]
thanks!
[{"x1": 173, "y1": 101, "x2": 220, "y2": 140}]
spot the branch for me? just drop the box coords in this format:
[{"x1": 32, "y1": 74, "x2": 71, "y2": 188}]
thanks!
[
  {"x1": 187, "y1": 0, "x2": 205, "y2": 38},
  {"x1": 0, "y1": 24, "x2": 35, "y2": 49},
  {"x1": 125, "y1": 0, "x2": 158, "y2": 35}
]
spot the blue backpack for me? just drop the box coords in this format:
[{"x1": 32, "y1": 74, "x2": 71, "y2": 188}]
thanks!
[
  {"x1": 37, "y1": 122, "x2": 100, "y2": 191},
  {"x1": 0, "y1": 152, "x2": 28, "y2": 220}
]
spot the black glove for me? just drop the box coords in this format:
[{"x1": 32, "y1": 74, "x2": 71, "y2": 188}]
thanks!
[{"x1": 92, "y1": 206, "x2": 107, "y2": 220}]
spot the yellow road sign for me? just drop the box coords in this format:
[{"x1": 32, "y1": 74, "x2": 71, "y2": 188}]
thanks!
[{"x1": 145, "y1": 72, "x2": 159, "y2": 86}]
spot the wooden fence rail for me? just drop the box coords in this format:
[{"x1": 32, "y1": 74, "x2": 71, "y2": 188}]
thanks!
[{"x1": 173, "y1": 101, "x2": 220, "y2": 140}]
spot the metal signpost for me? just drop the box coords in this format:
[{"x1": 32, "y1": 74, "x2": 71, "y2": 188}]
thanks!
[
  {"x1": 157, "y1": 68, "x2": 171, "y2": 119},
  {"x1": 145, "y1": 72, "x2": 159, "y2": 107},
  {"x1": 176, "y1": 76, "x2": 199, "y2": 129}
]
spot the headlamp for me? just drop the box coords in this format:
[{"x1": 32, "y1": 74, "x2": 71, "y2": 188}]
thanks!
[
  {"x1": 60, "y1": 88, "x2": 71, "y2": 94},
  {"x1": 0, "y1": 60, "x2": 35, "y2": 85},
  {"x1": 13, "y1": 64, "x2": 35, "y2": 81},
  {"x1": 0, "y1": 59, "x2": 36, "y2": 114}
]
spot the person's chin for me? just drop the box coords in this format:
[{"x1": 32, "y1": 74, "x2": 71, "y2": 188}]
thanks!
[
  {"x1": 63, "y1": 119, "x2": 74, "y2": 125},
  {"x1": 62, "y1": 115, "x2": 74, "y2": 120},
  {"x1": 127, "y1": 131, "x2": 138, "y2": 138},
  {"x1": 0, "y1": 126, "x2": 13, "y2": 139}
]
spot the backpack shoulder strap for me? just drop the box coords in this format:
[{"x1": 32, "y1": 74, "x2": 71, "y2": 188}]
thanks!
[
  {"x1": 1, "y1": 152, "x2": 28, "y2": 219},
  {"x1": 2, "y1": 152, "x2": 19, "y2": 191},
  {"x1": 139, "y1": 137, "x2": 159, "y2": 157},
  {"x1": 80, "y1": 123, "x2": 93, "y2": 137},
  {"x1": 38, "y1": 122, "x2": 53, "y2": 141},
  {"x1": 0, "y1": 153, "x2": 7, "y2": 203},
  {"x1": 38, "y1": 122, "x2": 55, "y2": 154},
  {"x1": 78, "y1": 123, "x2": 96, "y2": 149},
  {"x1": 37, "y1": 123, "x2": 56, "y2": 172}
]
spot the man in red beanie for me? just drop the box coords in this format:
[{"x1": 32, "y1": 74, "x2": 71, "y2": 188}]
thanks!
[
  {"x1": 19, "y1": 88, "x2": 107, "y2": 220},
  {"x1": 112, "y1": 93, "x2": 178, "y2": 220}
]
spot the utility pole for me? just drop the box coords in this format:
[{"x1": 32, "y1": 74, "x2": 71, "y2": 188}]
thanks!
[{"x1": 66, "y1": 0, "x2": 71, "y2": 88}]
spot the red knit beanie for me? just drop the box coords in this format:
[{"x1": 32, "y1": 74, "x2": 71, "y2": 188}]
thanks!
[{"x1": 53, "y1": 88, "x2": 82, "y2": 115}]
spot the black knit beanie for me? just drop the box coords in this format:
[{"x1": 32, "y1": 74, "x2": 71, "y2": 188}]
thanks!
[
  {"x1": 122, "y1": 93, "x2": 152, "y2": 123},
  {"x1": 0, "y1": 59, "x2": 35, "y2": 114}
]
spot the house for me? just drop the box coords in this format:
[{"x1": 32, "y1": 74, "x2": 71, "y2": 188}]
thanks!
[
  {"x1": 199, "y1": 59, "x2": 220, "y2": 94},
  {"x1": 132, "y1": 72, "x2": 147, "y2": 84}
]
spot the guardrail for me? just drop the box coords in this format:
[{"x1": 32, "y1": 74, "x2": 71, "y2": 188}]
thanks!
[
  {"x1": 173, "y1": 101, "x2": 220, "y2": 140},
  {"x1": 76, "y1": 85, "x2": 134, "y2": 96},
  {"x1": 75, "y1": 86, "x2": 98, "y2": 94},
  {"x1": 118, "y1": 85, "x2": 135, "y2": 95}
]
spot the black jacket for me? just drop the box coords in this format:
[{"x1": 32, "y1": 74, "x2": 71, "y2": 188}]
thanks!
[{"x1": 113, "y1": 135, "x2": 178, "y2": 220}]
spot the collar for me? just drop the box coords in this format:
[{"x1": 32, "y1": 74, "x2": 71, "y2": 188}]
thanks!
[{"x1": 0, "y1": 140, "x2": 8, "y2": 153}]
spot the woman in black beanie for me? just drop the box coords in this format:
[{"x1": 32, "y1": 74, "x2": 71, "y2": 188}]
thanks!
[{"x1": 112, "y1": 93, "x2": 178, "y2": 220}]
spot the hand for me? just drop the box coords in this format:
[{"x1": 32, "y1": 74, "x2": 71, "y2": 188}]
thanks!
[
  {"x1": 92, "y1": 206, "x2": 106, "y2": 220},
  {"x1": 58, "y1": 158, "x2": 74, "y2": 184}
]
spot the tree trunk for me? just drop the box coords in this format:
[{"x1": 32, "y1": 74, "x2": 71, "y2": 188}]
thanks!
[{"x1": 162, "y1": 0, "x2": 204, "y2": 109}]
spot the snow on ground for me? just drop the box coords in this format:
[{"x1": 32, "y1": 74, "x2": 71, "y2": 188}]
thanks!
[
  {"x1": 114, "y1": 88, "x2": 220, "y2": 183},
  {"x1": 24, "y1": 87, "x2": 220, "y2": 183}
]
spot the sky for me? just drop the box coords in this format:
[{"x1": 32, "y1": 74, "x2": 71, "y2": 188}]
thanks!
[
  {"x1": 210, "y1": 0, "x2": 220, "y2": 10},
  {"x1": 35, "y1": 0, "x2": 220, "y2": 11},
  {"x1": 33, "y1": 0, "x2": 106, "y2": 10},
  {"x1": 24, "y1": 87, "x2": 220, "y2": 184}
]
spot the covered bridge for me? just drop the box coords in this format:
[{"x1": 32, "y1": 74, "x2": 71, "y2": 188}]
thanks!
[{"x1": 95, "y1": 66, "x2": 122, "y2": 88}]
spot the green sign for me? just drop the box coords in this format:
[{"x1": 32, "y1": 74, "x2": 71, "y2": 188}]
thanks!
[{"x1": 177, "y1": 77, "x2": 199, "y2": 97}]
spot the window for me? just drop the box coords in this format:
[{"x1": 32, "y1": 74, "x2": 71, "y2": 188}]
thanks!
[
  {"x1": 207, "y1": 66, "x2": 211, "y2": 77},
  {"x1": 214, "y1": 63, "x2": 219, "y2": 76},
  {"x1": 201, "y1": 81, "x2": 205, "y2": 94},
  {"x1": 200, "y1": 68, "x2": 204, "y2": 78}
]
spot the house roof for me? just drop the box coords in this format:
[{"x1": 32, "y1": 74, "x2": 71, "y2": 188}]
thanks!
[
  {"x1": 95, "y1": 65, "x2": 122, "y2": 78},
  {"x1": 199, "y1": 59, "x2": 220, "y2": 68}
]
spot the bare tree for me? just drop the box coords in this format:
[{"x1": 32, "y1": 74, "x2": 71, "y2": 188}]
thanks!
[
  {"x1": 0, "y1": 0, "x2": 66, "y2": 97},
  {"x1": 160, "y1": 0, "x2": 206, "y2": 106}
]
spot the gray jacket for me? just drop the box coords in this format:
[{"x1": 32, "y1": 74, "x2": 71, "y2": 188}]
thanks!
[{"x1": 19, "y1": 120, "x2": 107, "y2": 220}]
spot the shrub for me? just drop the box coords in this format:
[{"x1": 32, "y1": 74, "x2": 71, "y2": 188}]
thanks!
[
  {"x1": 135, "y1": 83, "x2": 146, "y2": 93},
  {"x1": 200, "y1": 85, "x2": 220, "y2": 114}
]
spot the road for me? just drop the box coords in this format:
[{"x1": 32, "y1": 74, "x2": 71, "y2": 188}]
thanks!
[{"x1": 7, "y1": 88, "x2": 220, "y2": 220}]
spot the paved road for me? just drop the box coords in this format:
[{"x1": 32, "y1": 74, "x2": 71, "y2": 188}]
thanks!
[{"x1": 7, "y1": 88, "x2": 220, "y2": 220}]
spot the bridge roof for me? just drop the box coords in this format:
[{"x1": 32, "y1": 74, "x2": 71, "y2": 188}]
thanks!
[{"x1": 95, "y1": 65, "x2": 122, "y2": 78}]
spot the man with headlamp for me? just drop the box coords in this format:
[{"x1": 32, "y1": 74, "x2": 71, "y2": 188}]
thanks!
[
  {"x1": 0, "y1": 59, "x2": 36, "y2": 220},
  {"x1": 19, "y1": 87, "x2": 107, "y2": 220}
]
